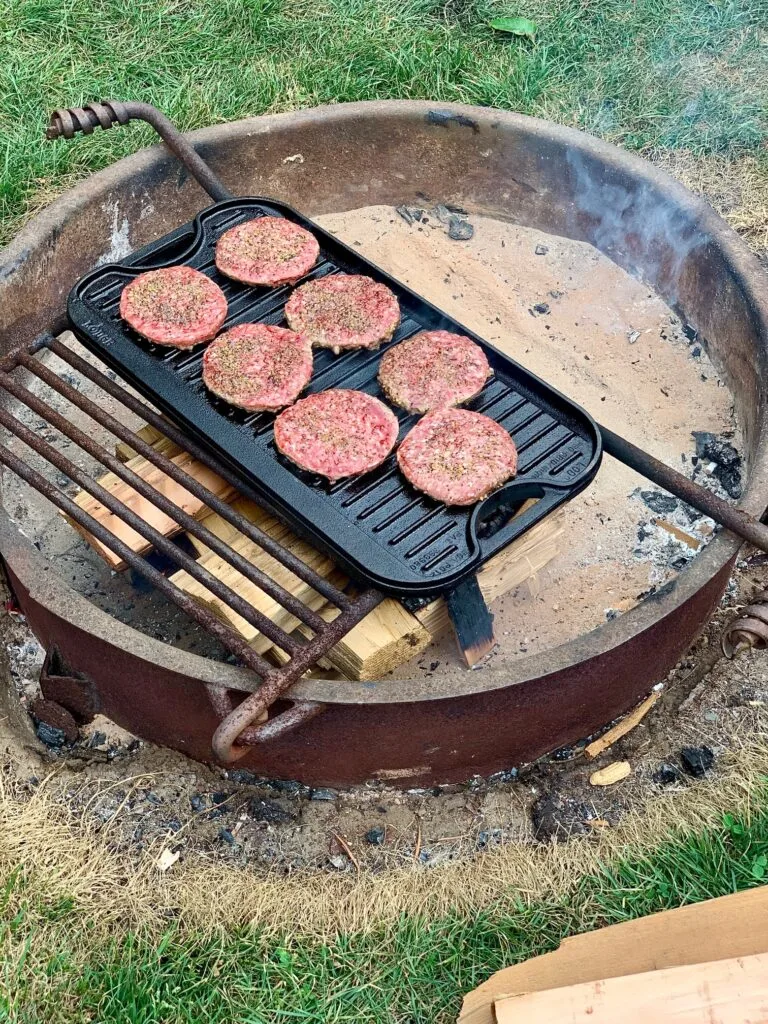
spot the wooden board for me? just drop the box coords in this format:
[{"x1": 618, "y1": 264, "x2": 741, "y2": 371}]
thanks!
[
  {"x1": 68, "y1": 447, "x2": 235, "y2": 570},
  {"x1": 169, "y1": 497, "x2": 347, "y2": 655},
  {"x1": 416, "y1": 505, "x2": 562, "y2": 638},
  {"x1": 65, "y1": 424, "x2": 562, "y2": 678},
  {"x1": 494, "y1": 953, "x2": 768, "y2": 1023},
  {"x1": 458, "y1": 887, "x2": 768, "y2": 1024}
]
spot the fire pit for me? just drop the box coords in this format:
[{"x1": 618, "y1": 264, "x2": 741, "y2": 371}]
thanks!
[{"x1": 1, "y1": 100, "x2": 767, "y2": 787}]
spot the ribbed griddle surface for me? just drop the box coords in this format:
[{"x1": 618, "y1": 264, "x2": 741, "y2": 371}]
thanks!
[{"x1": 68, "y1": 199, "x2": 601, "y2": 596}]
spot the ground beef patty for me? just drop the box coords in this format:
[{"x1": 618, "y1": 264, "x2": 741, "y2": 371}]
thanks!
[
  {"x1": 120, "y1": 266, "x2": 227, "y2": 348},
  {"x1": 285, "y1": 274, "x2": 400, "y2": 352},
  {"x1": 202, "y1": 324, "x2": 313, "y2": 412},
  {"x1": 274, "y1": 389, "x2": 399, "y2": 480},
  {"x1": 378, "y1": 330, "x2": 490, "y2": 412},
  {"x1": 397, "y1": 407, "x2": 518, "y2": 505},
  {"x1": 215, "y1": 217, "x2": 320, "y2": 287}
]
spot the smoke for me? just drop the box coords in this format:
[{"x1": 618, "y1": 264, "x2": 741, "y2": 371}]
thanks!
[{"x1": 565, "y1": 148, "x2": 708, "y2": 308}]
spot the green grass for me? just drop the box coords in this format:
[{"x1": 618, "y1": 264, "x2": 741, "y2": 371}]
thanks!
[
  {"x1": 1, "y1": 0, "x2": 767, "y2": 243},
  {"x1": 3, "y1": 801, "x2": 768, "y2": 1023}
]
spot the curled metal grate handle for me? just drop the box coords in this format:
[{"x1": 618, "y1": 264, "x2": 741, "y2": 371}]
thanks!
[{"x1": 722, "y1": 589, "x2": 768, "y2": 658}]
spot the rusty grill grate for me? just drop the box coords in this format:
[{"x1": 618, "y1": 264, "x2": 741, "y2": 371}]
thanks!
[{"x1": 0, "y1": 329, "x2": 382, "y2": 762}]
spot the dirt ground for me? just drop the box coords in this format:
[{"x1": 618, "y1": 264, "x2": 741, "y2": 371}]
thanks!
[{"x1": 1, "y1": 192, "x2": 766, "y2": 879}]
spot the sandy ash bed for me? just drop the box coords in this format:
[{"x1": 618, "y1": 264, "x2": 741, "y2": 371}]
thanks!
[{"x1": 314, "y1": 204, "x2": 741, "y2": 672}]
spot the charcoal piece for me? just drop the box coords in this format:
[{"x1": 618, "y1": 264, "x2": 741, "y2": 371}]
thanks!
[{"x1": 680, "y1": 745, "x2": 714, "y2": 777}]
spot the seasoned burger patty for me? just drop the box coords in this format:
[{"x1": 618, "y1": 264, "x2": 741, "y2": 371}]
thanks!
[
  {"x1": 378, "y1": 330, "x2": 491, "y2": 412},
  {"x1": 284, "y1": 274, "x2": 400, "y2": 351},
  {"x1": 397, "y1": 408, "x2": 517, "y2": 505},
  {"x1": 120, "y1": 266, "x2": 227, "y2": 348},
  {"x1": 215, "y1": 217, "x2": 320, "y2": 287},
  {"x1": 202, "y1": 324, "x2": 313, "y2": 412},
  {"x1": 274, "y1": 390, "x2": 399, "y2": 480}
]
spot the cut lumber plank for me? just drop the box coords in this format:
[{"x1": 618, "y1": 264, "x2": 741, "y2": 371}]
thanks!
[
  {"x1": 114, "y1": 424, "x2": 180, "y2": 463},
  {"x1": 169, "y1": 497, "x2": 346, "y2": 655},
  {"x1": 415, "y1": 510, "x2": 563, "y2": 637},
  {"x1": 69, "y1": 450, "x2": 236, "y2": 570},
  {"x1": 493, "y1": 952, "x2": 768, "y2": 1023},
  {"x1": 458, "y1": 887, "x2": 768, "y2": 1024},
  {"x1": 584, "y1": 689, "x2": 661, "y2": 759},
  {"x1": 94, "y1": 426, "x2": 563, "y2": 679},
  {"x1": 270, "y1": 598, "x2": 431, "y2": 680}
]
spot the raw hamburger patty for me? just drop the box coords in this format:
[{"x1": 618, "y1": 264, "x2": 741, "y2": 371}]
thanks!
[
  {"x1": 378, "y1": 330, "x2": 490, "y2": 412},
  {"x1": 285, "y1": 274, "x2": 400, "y2": 351},
  {"x1": 215, "y1": 217, "x2": 320, "y2": 287},
  {"x1": 202, "y1": 323, "x2": 313, "y2": 412},
  {"x1": 397, "y1": 407, "x2": 518, "y2": 505},
  {"x1": 120, "y1": 266, "x2": 227, "y2": 348},
  {"x1": 274, "y1": 389, "x2": 399, "y2": 480}
]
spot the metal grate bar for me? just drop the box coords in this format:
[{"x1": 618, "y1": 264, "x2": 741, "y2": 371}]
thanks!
[
  {"x1": 48, "y1": 337, "x2": 352, "y2": 609},
  {"x1": 0, "y1": 440, "x2": 276, "y2": 677},
  {"x1": 17, "y1": 350, "x2": 330, "y2": 634},
  {"x1": 0, "y1": 382, "x2": 302, "y2": 654}
]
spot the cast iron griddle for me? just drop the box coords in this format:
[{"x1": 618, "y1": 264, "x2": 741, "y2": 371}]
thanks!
[{"x1": 67, "y1": 199, "x2": 602, "y2": 597}]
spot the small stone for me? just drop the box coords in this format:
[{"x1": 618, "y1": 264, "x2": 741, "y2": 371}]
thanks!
[
  {"x1": 190, "y1": 794, "x2": 206, "y2": 812},
  {"x1": 329, "y1": 855, "x2": 347, "y2": 870},
  {"x1": 534, "y1": 244, "x2": 549, "y2": 255},
  {"x1": 680, "y1": 745, "x2": 714, "y2": 777},
  {"x1": 228, "y1": 768, "x2": 261, "y2": 786},
  {"x1": 691, "y1": 345, "x2": 701, "y2": 357},
  {"x1": 640, "y1": 490, "x2": 678, "y2": 515},
  {"x1": 488, "y1": 767, "x2": 518, "y2": 784},
  {"x1": 476, "y1": 828, "x2": 503, "y2": 849},
  {"x1": 310, "y1": 788, "x2": 336, "y2": 802},
  {"x1": 36, "y1": 721, "x2": 66, "y2": 747},
  {"x1": 145, "y1": 791, "x2": 162, "y2": 805},
  {"x1": 365, "y1": 826, "x2": 386, "y2": 846},
  {"x1": 550, "y1": 745, "x2": 575, "y2": 762},
  {"x1": 448, "y1": 215, "x2": 474, "y2": 241},
  {"x1": 533, "y1": 302, "x2": 551, "y2": 315},
  {"x1": 628, "y1": 330, "x2": 640, "y2": 344},
  {"x1": 395, "y1": 204, "x2": 424, "y2": 226},
  {"x1": 218, "y1": 828, "x2": 236, "y2": 845},
  {"x1": 249, "y1": 798, "x2": 294, "y2": 824},
  {"x1": 653, "y1": 763, "x2": 682, "y2": 786},
  {"x1": 164, "y1": 818, "x2": 182, "y2": 833},
  {"x1": 267, "y1": 779, "x2": 305, "y2": 796}
]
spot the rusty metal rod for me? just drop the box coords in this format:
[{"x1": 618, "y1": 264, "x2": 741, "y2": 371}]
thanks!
[
  {"x1": 599, "y1": 424, "x2": 768, "y2": 551},
  {"x1": 0, "y1": 441, "x2": 276, "y2": 676},
  {"x1": 47, "y1": 101, "x2": 232, "y2": 203},
  {"x1": 18, "y1": 351, "x2": 329, "y2": 634},
  {"x1": 210, "y1": 586, "x2": 383, "y2": 759},
  {"x1": 48, "y1": 338, "x2": 352, "y2": 609},
  {"x1": 0, "y1": 389, "x2": 300, "y2": 654}
]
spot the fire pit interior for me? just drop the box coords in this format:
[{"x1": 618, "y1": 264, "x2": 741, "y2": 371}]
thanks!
[{"x1": 1, "y1": 100, "x2": 767, "y2": 787}]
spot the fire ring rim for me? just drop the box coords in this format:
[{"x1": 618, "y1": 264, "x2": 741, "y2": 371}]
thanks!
[{"x1": 1, "y1": 99, "x2": 765, "y2": 705}]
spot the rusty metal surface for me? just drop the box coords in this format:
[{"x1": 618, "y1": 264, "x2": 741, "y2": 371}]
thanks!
[
  {"x1": 47, "y1": 101, "x2": 233, "y2": 203},
  {"x1": 722, "y1": 590, "x2": 768, "y2": 658},
  {"x1": 0, "y1": 332, "x2": 382, "y2": 756},
  {"x1": 7, "y1": 552, "x2": 733, "y2": 785},
  {"x1": 1, "y1": 101, "x2": 767, "y2": 783}
]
